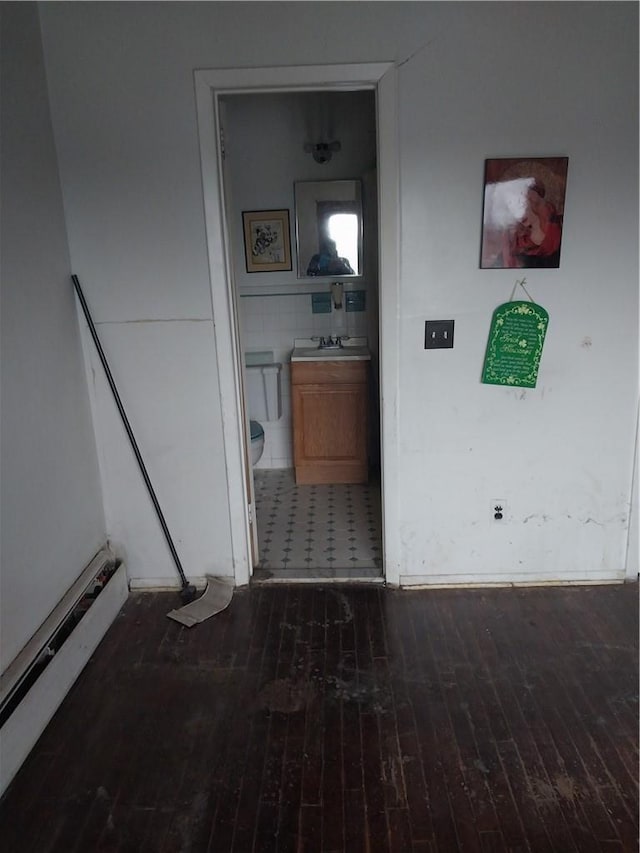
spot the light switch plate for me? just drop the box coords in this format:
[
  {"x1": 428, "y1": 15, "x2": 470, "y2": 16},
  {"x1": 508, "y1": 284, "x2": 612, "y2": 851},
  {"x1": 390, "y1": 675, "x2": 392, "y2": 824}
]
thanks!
[{"x1": 425, "y1": 319, "x2": 454, "y2": 349}]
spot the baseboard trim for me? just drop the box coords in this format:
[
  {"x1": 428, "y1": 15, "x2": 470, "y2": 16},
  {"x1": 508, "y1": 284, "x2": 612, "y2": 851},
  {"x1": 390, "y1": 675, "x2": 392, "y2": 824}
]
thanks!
[
  {"x1": 250, "y1": 574, "x2": 385, "y2": 585},
  {"x1": 399, "y1": 573, "x2": 626, "y2": 589},
  {"x1": 127, "y1": 576, "x2": 210, "y2": 591}
]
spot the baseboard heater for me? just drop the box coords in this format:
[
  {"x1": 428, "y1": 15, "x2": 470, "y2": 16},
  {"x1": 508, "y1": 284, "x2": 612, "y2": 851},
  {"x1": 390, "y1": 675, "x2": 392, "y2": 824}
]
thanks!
[{"x1": 0, "y1": 547, "x2": 129, "y2": 797}]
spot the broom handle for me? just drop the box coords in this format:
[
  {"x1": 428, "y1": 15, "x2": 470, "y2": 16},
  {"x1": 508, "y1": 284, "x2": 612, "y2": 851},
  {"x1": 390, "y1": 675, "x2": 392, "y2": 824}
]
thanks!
[{"x1": 71, "y1": 275, "x2": 190, "y2": 590}]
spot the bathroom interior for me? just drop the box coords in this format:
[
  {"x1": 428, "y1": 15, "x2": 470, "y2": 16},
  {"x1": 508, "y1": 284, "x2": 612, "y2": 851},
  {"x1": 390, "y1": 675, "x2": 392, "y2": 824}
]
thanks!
[{"x1": 220, "y1": 89, "x2": 383, "y2": 580}]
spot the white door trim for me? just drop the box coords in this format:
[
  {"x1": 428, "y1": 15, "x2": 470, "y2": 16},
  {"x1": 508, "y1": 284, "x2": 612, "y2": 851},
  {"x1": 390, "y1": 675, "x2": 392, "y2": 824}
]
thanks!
[{"x1": 194, "y1": 62, "x2": 401, "y2": 587}]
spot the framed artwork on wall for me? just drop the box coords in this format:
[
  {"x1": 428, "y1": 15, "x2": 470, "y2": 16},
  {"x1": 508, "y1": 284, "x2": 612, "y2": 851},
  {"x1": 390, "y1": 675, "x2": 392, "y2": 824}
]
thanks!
[
  {"x1": 242, "y1": 209, "x2": 292, "y2": 273},
  {"x1": 480, "y1": 157, "x2": 569, "y2": 269}
]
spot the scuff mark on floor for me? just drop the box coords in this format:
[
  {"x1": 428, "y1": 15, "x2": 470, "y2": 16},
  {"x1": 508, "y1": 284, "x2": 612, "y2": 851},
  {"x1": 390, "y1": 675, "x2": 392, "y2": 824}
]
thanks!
[
  {"x1": 553, "y1": 774, "x2": 577, "y2": 800},
  {"x1": 381, "y1": 750, "x2": 406, "y2": 805},
  {"x1": 93, "y1": 786, "x2": 116, "y2": 839},
  {"x1": 175, "y1": 790, "x2": 209, "y2": 852},
  {"x1": 528, "y1": 776, "x2": 557, "y2": 807},
  {"x1": 257, "y1": 678, "x2": 317, "y2": 713},
  {"x1": 473, "y1": 758, "x2": 490, "y2": 776},
  {"x1": 332, "y1": 589, "x2": 354, "y2": 624},
  {"x1": 322, "y1": 673, "x2": 391, "y2": 714}
]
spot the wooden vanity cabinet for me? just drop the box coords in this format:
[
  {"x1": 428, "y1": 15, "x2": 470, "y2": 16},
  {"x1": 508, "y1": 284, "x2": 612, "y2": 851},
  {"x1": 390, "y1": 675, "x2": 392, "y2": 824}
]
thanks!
[{"x1": 291, "y1": 360, "x2": 369, "y2": 484}]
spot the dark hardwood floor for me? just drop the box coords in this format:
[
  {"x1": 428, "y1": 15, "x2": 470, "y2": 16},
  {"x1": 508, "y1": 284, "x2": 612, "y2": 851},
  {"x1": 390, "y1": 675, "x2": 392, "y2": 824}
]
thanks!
[{"x1": 1, "y1": 582, "x2": 637, "y2": 852}]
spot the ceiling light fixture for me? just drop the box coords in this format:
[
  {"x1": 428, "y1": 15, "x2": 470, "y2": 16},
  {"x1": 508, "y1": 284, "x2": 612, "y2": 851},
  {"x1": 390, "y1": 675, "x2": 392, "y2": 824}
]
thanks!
[{"x1": 304, "y1": 140, "x2": 341, "y2": 164}]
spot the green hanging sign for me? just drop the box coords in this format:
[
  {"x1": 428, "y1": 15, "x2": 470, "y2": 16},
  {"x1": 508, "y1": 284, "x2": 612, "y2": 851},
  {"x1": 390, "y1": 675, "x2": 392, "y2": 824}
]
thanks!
[{"x1": 481, "y1": 300, "x2": 549, "y2": 388}]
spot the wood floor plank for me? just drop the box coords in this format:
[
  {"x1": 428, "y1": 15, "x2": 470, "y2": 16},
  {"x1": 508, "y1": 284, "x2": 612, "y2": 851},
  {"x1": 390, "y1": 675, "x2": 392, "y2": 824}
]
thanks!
[
  {"x1": 296, "y1": 804, "x2": 322, "y2": 853},
  {"x1": 405, "y1": 601, "x2": 461, "y2": 852},
  {"x1": 205, "y1": 588, "x2": 282, "y2": 852},
  {"x1": 479, "y1": 595, "x2": 610, "y2": 850},
  {"x1": 157, "y1": 588, "x2": 264, "y2": 853},
  {"x1": 343, "y1": 787, "x2": 367, "y2": 853},
  {"x1": 0, "y1": 582, "x2": 636, "y2": 853}
]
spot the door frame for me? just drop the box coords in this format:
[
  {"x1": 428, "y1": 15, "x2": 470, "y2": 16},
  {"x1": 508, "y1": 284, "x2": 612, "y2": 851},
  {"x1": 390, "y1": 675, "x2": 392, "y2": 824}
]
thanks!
[{"x1": 194, "y1": 62, "x2": 401, "y2": 587}]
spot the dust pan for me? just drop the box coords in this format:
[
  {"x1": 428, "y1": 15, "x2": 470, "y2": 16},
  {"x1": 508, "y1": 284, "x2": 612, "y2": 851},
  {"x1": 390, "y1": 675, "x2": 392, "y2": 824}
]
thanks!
[{"x1": 167, "y1": 576, "x2": 234, "y2": 627}]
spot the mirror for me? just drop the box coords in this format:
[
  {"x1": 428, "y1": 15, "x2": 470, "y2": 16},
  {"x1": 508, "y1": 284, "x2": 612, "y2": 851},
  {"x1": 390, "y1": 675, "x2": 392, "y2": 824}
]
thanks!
[{"x1": 294, "y1": 180, "x2": 362, "y2": 278}]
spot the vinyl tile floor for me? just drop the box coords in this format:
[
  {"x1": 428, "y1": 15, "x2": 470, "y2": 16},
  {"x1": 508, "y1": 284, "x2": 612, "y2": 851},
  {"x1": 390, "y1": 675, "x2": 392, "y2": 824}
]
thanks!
[{"x1": 253, "y1": 469, "x2": 382, "y2": 575}]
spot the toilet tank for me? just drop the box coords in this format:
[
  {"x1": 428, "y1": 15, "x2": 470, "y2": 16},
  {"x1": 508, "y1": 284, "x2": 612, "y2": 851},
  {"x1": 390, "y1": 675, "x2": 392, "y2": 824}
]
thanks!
[{"x1": 245, "y1": 354, "x2": 282, "y2": 422}]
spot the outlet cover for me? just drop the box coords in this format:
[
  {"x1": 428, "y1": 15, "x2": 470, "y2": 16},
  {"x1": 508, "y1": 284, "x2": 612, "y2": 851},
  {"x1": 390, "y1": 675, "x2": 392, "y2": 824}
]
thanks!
[{"x1": 492, "y1": 500, "x2": 507, "y2": 521}]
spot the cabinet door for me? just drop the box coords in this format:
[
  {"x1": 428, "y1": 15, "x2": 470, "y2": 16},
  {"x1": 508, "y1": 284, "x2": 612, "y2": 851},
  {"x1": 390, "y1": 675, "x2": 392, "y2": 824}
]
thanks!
[{"x1": 293, "y1": 382, "x2": 368, "y2": 484}]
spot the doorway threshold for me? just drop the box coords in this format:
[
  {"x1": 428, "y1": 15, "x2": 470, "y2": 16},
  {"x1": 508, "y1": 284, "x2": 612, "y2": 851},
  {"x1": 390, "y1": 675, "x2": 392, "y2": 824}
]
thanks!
[{"x1": 251, "y1": 567, "x2": 384, "y2": 585}]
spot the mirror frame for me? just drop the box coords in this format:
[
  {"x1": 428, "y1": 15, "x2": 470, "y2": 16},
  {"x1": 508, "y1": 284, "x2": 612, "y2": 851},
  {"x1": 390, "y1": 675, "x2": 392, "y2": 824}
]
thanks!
[{"x1": 294, "y1": 179, "x2": 363, "y2": 279}]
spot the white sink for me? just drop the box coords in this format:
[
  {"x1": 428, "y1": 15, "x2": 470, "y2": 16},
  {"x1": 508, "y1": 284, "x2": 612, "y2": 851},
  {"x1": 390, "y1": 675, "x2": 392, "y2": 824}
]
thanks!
[{"x1": 291, "y1": 345, "x2": 371, "y2": 362}]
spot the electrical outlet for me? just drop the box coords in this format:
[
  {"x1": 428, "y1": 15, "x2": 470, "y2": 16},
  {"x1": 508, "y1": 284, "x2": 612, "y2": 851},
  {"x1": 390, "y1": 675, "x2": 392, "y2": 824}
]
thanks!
[
  {"x1": 492, "y1": 500, "x2": 507, "y2": 521},
  {"x1": 425, "y1": 319, "x2": 454, "y2": 349}
]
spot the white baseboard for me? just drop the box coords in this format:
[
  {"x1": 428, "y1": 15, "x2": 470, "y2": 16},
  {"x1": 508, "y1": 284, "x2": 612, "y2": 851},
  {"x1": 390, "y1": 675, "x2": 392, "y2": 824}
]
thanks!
[
  {"x1": 250, "y1": 575, "x2": 385, "y2": 585},
  {"x1": 0, "y1": 562, "x2": 128, "y2": 797},
  {"x1": 400, "y1": 571, "x2": 626, "y2": 589},
  {"x1": 127, "y1": 576, "x2": 210, "y2": 591}
]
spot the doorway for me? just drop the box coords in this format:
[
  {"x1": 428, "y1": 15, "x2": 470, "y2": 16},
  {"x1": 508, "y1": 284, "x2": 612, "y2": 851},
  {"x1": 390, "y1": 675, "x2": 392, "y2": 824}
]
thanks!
[
  {"x1": 221, "y1": 89, "x2": 380, "y2": 580},
  {"x1": 194, "y1": 63, "x2": 400, "y2": 587}
]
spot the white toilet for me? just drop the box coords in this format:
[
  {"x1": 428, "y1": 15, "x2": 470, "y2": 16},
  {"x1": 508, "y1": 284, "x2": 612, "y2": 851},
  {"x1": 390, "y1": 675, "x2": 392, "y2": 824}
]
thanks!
[
  {"x1": 245, "y1": 356, "x2": 282, "y2": 467},
  {"x1": 249, "y1": 420, "x2": 265, "y2": 466}
]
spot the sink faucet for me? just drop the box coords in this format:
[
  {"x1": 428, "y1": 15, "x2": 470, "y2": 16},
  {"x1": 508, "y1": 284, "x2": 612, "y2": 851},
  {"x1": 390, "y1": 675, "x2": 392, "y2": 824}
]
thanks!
[
  {"x1": 312, "y1": 335, "x2": 349, "y2": 350},
  {"x1": 323, "y1": 335, "x2": 342, "y2": 349}
]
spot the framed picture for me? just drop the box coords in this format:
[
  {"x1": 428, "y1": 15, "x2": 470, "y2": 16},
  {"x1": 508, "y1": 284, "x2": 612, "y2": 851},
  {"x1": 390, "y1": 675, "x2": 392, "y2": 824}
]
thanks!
[
  {"x1": 480, "y1": 157, "x2": 569, "y2": 269},
  {"x1": 242, "y1": 209, "x2": 292, "y2": 273}
]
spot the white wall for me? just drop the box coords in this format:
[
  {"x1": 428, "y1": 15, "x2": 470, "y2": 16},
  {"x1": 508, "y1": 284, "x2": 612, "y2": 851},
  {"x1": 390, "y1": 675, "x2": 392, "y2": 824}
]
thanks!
[
  {"x1": 0, "y1": 3, "x2": 107, "y2": 671},
  {"x1": 38, "y1": 1, "x2": 638, "y2": 585},
  {"x1": 395, "y1": 3, "x2": 638, "y2": 584}
]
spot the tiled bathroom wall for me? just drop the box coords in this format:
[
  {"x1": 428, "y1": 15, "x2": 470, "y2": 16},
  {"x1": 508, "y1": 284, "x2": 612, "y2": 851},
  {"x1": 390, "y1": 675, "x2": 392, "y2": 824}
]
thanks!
[{"x1": 240, "y1": 290, "x2": 370, "y2": 469}]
